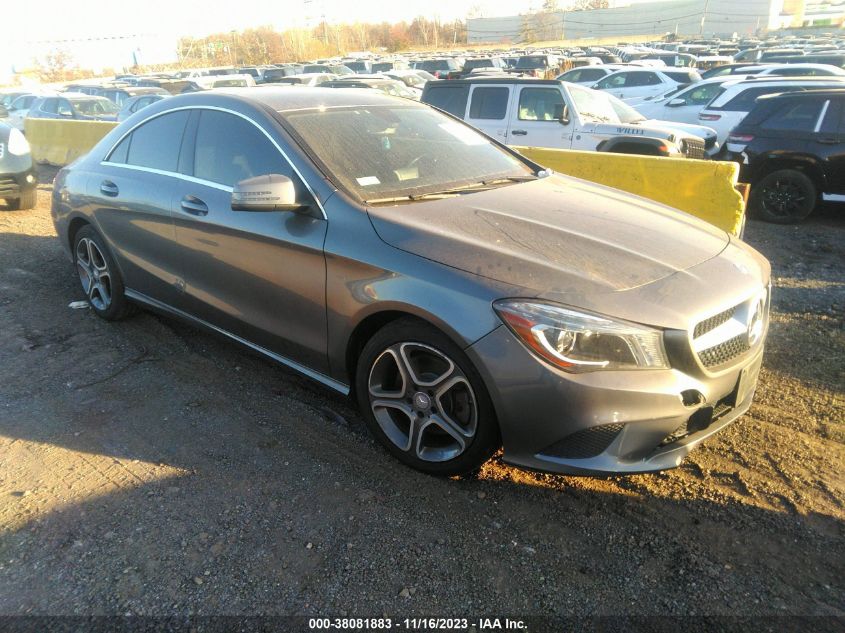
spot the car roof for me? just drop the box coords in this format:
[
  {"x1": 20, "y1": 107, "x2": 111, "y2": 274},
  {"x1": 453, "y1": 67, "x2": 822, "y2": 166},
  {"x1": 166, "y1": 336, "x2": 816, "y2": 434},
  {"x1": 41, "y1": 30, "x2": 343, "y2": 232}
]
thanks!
[
  {"x1": 720, "y1": 76, "x2": 845, "y2": 89},
  {"x1": 204, "y1": 86, "x2": 414, "y2": 111},
  {"x1": 757, "y1": 88, "x2": 845, "y2": 100},
  {"x1": 426, "y1": 77, "x2": 561, "y2": 86}
]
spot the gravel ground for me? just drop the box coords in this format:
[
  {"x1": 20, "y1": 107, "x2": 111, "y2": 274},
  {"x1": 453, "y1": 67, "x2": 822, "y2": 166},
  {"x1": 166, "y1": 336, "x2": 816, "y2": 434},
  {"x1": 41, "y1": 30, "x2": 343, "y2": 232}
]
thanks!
[{"x1": 0, "y1": 167, "x2": 842, "y2": 622}]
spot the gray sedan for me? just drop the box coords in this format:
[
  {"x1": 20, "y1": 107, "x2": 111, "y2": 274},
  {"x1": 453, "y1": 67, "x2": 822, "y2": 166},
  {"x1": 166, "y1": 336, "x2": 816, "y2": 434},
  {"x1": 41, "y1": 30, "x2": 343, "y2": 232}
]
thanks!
[{"x1": 51, "y1": 88, "x2": 770, "y2": 476}]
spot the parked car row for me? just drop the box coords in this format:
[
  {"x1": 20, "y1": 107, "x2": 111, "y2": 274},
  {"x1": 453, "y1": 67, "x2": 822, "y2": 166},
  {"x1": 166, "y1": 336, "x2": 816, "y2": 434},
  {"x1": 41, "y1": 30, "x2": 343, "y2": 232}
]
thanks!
[{"x1": 4, "y1": 32, "x2": 843, "y2": 222}]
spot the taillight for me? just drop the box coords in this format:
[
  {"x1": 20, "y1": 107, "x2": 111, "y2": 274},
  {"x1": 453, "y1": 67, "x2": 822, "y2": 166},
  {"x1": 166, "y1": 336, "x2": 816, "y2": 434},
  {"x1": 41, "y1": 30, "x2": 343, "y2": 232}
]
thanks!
[
  {"x1": 728, "y1": 133, "x2": 754, "y2": 144},
  {"x1": 699, "y1": 113, "x2": 721, "y2": 121}
]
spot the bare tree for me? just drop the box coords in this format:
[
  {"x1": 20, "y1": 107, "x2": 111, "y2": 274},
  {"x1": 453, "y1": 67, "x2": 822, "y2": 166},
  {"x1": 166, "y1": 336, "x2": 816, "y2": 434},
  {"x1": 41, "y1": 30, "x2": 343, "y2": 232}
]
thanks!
[
  {"x1": 567, "y1": 0, "x2": 609, "y2": 9},
  {"x1": 38, "y1": 48, "x2": 77, "y2": 83}
]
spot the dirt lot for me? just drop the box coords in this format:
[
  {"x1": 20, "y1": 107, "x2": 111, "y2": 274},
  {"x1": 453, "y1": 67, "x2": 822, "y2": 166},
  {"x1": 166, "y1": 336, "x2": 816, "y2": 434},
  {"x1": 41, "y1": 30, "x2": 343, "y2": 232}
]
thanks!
[{"x1": 0, "y1": 166, "x2": 842, "y2": 622}]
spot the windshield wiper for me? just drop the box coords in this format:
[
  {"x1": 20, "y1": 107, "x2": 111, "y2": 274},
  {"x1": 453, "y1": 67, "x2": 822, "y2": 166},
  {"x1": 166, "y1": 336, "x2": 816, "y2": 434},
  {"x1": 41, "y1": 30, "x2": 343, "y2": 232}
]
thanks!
[{"x1": 365, "y1": 176, "x2": 537, "y2": 205}]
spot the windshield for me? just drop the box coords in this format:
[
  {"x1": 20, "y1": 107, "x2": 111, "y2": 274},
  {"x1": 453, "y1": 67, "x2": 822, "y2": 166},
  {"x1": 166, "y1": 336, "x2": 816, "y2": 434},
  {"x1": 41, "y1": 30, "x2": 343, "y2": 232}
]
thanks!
[
  {"x1": 282, "y1": 104, "x2": 534, "y2": 204},
  {"x1": 568, "y1": 85, "x2": 621, "y2": 123},
  {"x1": 609, "y1": 96, "x2": 647, "y2": 123},
  {"x1": 72, "y1": 99, "x2": 119, "y2": 115},
  {"x1": 396, "y1": 74, "x2": 424, "y2": 87}
]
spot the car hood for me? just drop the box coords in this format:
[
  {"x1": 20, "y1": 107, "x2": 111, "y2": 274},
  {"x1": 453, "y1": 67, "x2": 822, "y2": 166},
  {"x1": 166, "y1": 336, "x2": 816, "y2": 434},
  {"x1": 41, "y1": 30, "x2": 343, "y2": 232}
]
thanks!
[
  {"x1": 643, "y1": 119, "x2": 717, "y2": 142},
  {"x1": 367, "y1": 175, "x2": 730, "y2": 296}
]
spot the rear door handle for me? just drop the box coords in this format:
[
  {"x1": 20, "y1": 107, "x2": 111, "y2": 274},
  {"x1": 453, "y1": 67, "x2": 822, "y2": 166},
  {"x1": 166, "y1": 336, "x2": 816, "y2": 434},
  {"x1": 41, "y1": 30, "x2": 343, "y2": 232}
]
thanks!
[
  {"x1": 511, "y1": 130, "x2": 528, "y2": 136},
  {"x1": 180, "y1": 195, "x2": 208, "y2": 216},
  {"x1": 100, "y1": 181, "x2": 119, "y2": 197},
  {"x1": 817, "y1": 138, "x2": 839, "y2": 145}
]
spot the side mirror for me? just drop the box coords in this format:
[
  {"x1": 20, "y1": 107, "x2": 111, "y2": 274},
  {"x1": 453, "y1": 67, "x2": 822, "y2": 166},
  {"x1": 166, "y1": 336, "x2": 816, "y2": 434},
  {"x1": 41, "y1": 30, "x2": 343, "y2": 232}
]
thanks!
[
  {"x1": 667, "y1": 98, "x2": 686, "y2": 107},
  {"x1": 554, "y1": 103, "x2": 571, "y2": 125},
  {"x1": 231, "y1": 174, "x2": 309, "y2": 213}
]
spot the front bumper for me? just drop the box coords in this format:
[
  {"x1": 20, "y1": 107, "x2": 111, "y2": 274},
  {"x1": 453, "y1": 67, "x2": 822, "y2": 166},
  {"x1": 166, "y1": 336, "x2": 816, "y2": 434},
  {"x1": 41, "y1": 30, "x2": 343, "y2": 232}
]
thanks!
[
  {"x1": 0, "y1": 167, "x2": 37, "y2": 200},
  {"x1": 467, "y1": 324, "x2": 765, "y2": 476}
]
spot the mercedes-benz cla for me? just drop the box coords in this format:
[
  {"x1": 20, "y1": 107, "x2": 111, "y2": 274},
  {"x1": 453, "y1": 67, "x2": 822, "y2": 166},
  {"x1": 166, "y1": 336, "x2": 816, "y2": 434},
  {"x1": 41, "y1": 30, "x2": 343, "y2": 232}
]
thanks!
[{"x1": 51, "y1": 88, "x2": 770, "y2": 476}]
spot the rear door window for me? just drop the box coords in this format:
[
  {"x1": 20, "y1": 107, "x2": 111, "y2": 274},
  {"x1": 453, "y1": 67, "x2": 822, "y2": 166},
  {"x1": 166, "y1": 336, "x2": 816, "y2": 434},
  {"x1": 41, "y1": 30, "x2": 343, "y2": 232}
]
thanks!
[
  {"x1": 468, "y1": 87, "x2": 509, "y2": 120},
  {"x1": 820, "y1": 99, "x2": 845, "y2": 134},
  {"x1": 424, "y1": 85, "x2": 469, "y2": 118},
  {"x1": 41, "y1": 98, "x2": 58, "y2": 114},
  {"x1": 597, "y1": 73, "x2": 626, "y2": 89},
  {"x1": 761, "y1": 99, "x2": 827, "y2": 132},
  {"x1": 579, "y1": 68, "x2": 608, "y2": 82},
  {"x1": 625, "y1": 72, "x2": 660, "y2": 87},
  {"x1": 720, "y1": 86, "x2": 805, "y2": 111},
  {"x1": 57, "y1": 99, "x2": 74, "y2": 116},
  {"x1": 125, "y1": 110, "x2": 190, "y2": 172},
  {"x1": 665, "y1": 71, "x2": 699, "y2": 83}
]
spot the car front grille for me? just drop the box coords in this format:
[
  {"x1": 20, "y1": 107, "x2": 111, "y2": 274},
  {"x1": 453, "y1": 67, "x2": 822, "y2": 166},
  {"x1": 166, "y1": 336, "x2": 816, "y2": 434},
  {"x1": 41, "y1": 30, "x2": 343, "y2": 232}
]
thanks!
[
  {"x1": 693, "y1": 306, "x2": 736, "y2": 339},
  {"x1": 698, "y1": 333, "x2": 751, "y2": 368},
  {"x1": 684, "y1": 138, "x2": 706, "y2": 159},
  {"x1": 0, "y1": 177, "x2": 19, "y2": 197},
  {"x1": 691, "y1": 288, "x2": 769, "y2": 371},
  {"x1": 541, "y1": 424, "x2": 625, "y2": 459}
]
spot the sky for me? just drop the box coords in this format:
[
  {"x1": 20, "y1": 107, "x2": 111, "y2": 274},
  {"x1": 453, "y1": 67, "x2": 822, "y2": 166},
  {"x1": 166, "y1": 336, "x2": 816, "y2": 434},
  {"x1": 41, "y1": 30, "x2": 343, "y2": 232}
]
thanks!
[
  {"x1": 0, "y1": 0, "x2": 669, "y2": 77},
  {"x1": 4, "y1": 0, "x2": 662, "y2": 43}
]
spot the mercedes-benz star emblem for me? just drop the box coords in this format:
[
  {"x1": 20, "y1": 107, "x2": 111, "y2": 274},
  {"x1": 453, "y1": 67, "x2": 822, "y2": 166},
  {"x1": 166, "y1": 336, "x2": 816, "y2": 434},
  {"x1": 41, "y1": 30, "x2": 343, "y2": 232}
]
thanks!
[
  {"x1": 747, "y1": 298, "x2": 765, "y2": 346},
  {"x1": 413, "y1": 392, "x2": 431, "y2": 410}
]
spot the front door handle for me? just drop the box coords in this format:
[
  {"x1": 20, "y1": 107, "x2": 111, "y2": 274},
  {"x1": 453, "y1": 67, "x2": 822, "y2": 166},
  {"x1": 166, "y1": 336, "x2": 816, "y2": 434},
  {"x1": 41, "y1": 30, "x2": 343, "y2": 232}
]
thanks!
[
  {"x1": 180, "y1": 195, "x2": 208, "y2": 216},
  {"x1": 817, "y1": 138, "x2": 839, "y2": 145},
  {"x1": 100, "y1": 181, "x2": 119, "y2": 197},
  {"x1": 511, "y1": 129, "x2": 528, "y2": 136}
]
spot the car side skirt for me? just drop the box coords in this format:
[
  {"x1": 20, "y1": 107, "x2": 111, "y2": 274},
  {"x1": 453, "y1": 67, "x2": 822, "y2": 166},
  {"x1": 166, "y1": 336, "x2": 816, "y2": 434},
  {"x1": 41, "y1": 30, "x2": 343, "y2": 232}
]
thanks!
[{"x1": 124, "y1": 289, "x2": 350, "y2": 395}]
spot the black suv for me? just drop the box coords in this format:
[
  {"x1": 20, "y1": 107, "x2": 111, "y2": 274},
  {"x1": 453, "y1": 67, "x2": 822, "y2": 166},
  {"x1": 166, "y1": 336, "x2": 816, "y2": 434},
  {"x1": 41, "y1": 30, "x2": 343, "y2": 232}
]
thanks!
[{"x1": 727, "y1": 89, "x2": 845, "y2": 223}]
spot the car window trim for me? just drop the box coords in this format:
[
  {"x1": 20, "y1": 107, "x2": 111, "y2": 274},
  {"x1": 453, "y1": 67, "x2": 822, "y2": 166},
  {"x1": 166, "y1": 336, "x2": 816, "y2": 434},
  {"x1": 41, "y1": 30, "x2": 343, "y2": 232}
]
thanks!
[
  {"x1": 101, "y1": 104, "x2": 327, "y2": 219},
  {"x1": 814, "y1": 100, "x2": 830, "y2": 133}
]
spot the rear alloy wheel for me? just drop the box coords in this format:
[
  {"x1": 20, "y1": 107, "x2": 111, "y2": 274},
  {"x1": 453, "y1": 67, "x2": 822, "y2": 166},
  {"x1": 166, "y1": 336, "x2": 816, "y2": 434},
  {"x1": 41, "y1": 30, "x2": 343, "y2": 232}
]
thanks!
[
  {"x1": 73, "y1": 225, "x2": 134, "y2": 320},
  {"x1": 356, "y1": 319, "x2": 499, "y2": 476},
  {"x1": 750, "y1": 169, "x2": 817, "y2": 224}
]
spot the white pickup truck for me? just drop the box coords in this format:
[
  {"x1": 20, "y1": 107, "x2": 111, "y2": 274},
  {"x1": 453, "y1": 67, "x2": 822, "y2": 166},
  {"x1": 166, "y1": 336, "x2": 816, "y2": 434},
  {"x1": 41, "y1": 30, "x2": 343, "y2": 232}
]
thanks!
[{"x1": 421, "y1": 77, "x2": 719, "y2": 159}]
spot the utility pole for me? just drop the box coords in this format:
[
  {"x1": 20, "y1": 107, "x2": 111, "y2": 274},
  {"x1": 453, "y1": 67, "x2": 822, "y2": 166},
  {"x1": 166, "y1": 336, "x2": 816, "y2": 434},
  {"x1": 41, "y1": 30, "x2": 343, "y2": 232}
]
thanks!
[{"x1": 700, "y1": 0, "x2": 711, "y2": 36}]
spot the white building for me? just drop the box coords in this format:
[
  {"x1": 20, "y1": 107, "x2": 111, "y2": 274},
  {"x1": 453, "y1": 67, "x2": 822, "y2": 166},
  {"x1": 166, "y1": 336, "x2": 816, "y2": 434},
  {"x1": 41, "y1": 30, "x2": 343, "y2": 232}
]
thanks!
[{"x1": 468, "y1": 0, "x2": 787, "y2": 43}]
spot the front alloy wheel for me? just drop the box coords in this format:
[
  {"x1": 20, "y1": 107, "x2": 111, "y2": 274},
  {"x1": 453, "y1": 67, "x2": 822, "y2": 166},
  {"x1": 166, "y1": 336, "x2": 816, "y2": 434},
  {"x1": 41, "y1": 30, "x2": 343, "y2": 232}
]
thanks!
[
  {"x1": 368, "y1": 342, "x2": 477, "y2": 463},
  {"x1": 356, "y1": 319, "x2": 500, "y2": 476}
]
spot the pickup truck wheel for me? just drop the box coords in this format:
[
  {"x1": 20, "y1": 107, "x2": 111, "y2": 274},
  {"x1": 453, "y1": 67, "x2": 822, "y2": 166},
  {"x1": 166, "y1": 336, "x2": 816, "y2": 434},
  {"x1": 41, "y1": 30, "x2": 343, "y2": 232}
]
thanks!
[
  {"x1": 356, "y1": 318, "x2": 500, "y2": 477},
  {"x1": 749, "y1": 169, "x2": 817, "y2": 224}
]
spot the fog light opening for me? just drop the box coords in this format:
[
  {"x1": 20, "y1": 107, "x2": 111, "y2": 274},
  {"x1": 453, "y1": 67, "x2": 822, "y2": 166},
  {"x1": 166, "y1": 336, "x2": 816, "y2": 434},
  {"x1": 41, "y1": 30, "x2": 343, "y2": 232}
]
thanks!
[{"x1": 681, "y1": 390, "x2": 704, "y2": 407}]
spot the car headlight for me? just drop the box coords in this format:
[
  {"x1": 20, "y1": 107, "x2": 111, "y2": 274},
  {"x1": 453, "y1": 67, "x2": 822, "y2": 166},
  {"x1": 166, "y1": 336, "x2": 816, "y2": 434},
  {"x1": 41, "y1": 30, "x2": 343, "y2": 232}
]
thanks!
[
  {"x1": 494, "y1": 300, "x2": 669, "y2": 372},
  {"x1": 7, "y1": 127, "x2": 30, "y2": 156}
]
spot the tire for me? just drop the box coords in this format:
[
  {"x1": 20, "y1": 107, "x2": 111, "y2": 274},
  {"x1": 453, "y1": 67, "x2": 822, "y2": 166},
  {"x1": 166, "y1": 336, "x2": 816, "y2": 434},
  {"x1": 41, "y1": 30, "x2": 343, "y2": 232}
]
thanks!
[
  {"x1": 5, "y1": 189, "x2": 37, "y2": 211},
  {"x1": 749, "y1": 169, "x2": 817, "y2": 224},
  {"x1": 355, "y1": 318, "x2": 500, "y2": 477},
  {"x1": 73, "y1": 225, "x2": 134, "y2": 321}
]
